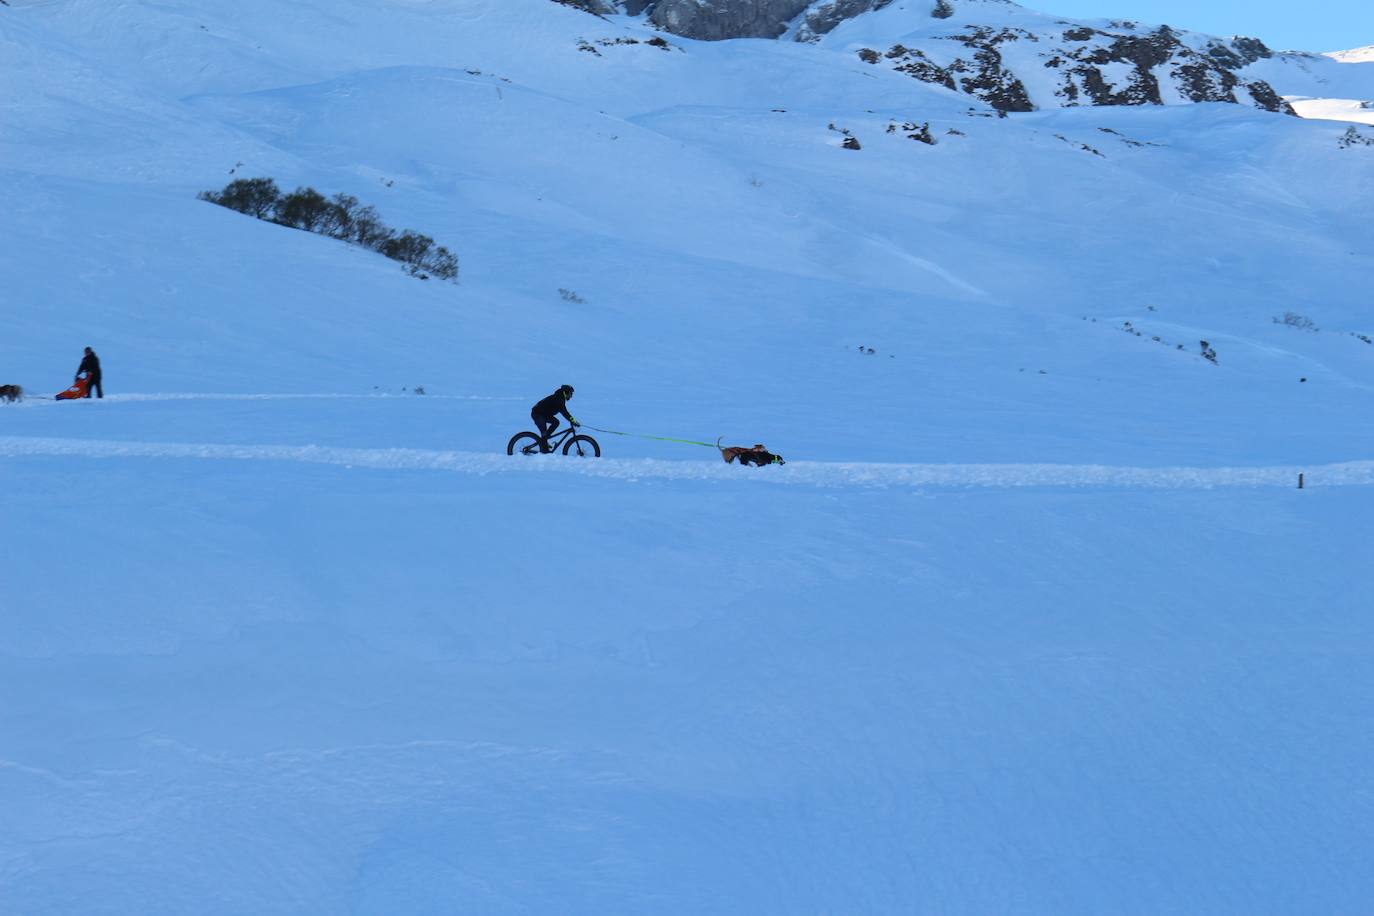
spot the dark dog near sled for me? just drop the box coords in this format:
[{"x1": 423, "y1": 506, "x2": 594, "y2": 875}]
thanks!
[
  {"x1": 717, "y1": 438, "x2": 785, "y2": 467},
  {"x1": 0, "y1": 385, "x2": 23, "y2": 403}
]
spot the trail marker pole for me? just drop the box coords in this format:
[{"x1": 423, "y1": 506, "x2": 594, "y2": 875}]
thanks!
[{"x1": 1299, "y1": 473, "x2": 1305, "y2": 490}]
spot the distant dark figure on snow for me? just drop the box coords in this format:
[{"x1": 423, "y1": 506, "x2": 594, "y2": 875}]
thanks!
[
  {"x1": 718, "y1": 440, "x2": 785, "y2": 467},
  {"x1": 531, "y1": 384, "x2": 577, "y2": 452},
  {"x1": 0, "y1": 384, "x2": 23, "y2": 403},
  {"x1": 77, "y1": 347, "x2": 103, "y2": 398}
]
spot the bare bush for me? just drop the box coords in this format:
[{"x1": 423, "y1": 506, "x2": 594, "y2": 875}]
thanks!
[
  {"x1": 198, "y1": 177, "x2": 458, "y2": 283},
  {"x1": 1274, "y1": 311, "x2": 1318, "y2": 331},
  {"x1": 274, "y1": 187, "x2": 333, "y2": 232},
  {"x1": 198, "y1": 177, "x2": 281, "y2": 219}
]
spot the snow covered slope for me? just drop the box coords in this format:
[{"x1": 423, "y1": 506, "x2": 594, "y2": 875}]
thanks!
[
  {"x1": 1287, "y1": 96, "x2": 1374, "y2": 125},
  {"x1": 3, "y1": 0, "x2": 1374, "y2": 912},
  {"x1": 1249, "y1": 47, "x2": 1374, "y2": 108},
  {"x1": 1241, "y1": 45, "x2": 1374, "y2": 126},
  {"x1": 1329, "y1": 44, "x2": 1374, "y2": 63}
]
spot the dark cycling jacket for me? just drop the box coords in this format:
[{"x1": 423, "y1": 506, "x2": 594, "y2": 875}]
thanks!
[{"x1": 532, "y1": 390, "x2": 572, "y2": 421}]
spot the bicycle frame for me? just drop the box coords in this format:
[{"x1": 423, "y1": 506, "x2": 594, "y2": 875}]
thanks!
[
  {"x1": 516, "y1": 426, "x2": 575, "y2": 454},
  {"x1": 542, "y1": 427, "x2": 577, "y2": 451}
]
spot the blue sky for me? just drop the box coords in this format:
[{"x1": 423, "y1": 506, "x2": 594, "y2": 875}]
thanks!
[{"x1": 1032, "y1": 0, "x2": 1373, "y2": 52}]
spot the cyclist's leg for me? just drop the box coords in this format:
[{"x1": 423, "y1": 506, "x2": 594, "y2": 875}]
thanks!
[
  {"x1": 532, "y1": 411, "x2": 559, "y2": 451},
  {"x1": 544, "y1": 416, "x2": 561, "y2": 446}
]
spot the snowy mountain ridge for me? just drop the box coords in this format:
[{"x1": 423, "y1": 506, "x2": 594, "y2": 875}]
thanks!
[
  {"x1": 559, "y1": 0, "x2": 1374, "y2": 115},
  {"x1": 1328, "y1": 44, "x2": 1374, "y2": 62}
]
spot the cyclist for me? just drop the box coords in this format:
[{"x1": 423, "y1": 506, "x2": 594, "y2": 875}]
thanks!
[{"x1": 531, "y1": 384, "x2": 578, "y2": 452}]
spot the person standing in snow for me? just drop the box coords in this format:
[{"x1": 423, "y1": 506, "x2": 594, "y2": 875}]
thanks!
[
  {"x1": 531, "y1": 384, "x2": 577, "y2": 452},
  {"x1": 77, "y1": 347, "x2": 103, "y2": 398}
]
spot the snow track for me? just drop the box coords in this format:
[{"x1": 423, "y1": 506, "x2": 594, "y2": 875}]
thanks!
[
  {"x1": 3, "y1": 436, "x2": 1370, "y2": 489},
  {"x1": 18, "y1": 392, "x2": 524, "y2": 404}
]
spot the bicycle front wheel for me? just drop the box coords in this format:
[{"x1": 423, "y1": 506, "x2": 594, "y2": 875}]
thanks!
[
  {"x1": 507, "y1": 431, "x2": 542, "y2": 456},
  {"x1": 562, "y1": 434, "x2": 601, "y2": 458}
]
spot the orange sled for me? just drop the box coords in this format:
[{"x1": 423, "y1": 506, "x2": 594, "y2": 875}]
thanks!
[{"x1": 56, "y1": 372, "x2": 91, "y2": 400}]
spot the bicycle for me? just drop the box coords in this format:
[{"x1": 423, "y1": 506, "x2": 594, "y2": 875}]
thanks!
[{"x1": 506, "y1": 424, "x2": 601, "y2": 457}]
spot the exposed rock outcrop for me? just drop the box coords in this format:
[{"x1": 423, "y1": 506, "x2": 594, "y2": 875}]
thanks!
[
  {"x1": 1042, "y1": 26, "x2": 1293, "y2": 112},
  {"x1": 1229, "y1": 36, "x2": 1275, "y2": 64},
  {"x1": 858, "y1": 21, "x2": 1294, "y2": 115},
  {"x1": 794, "y1": 0, "x2": 897, "y2": 42},
  {"x1": 1339, "y1": 126, "x2": 1374, "y2": 148},
  {"x1": 882, "y1": 44, "x2": 957, "y2": 92},
  {"x1": 618, "y1": 0, "x2": 905, "y2": 39},
  {"x1": 551, "y1": 0, "x2": 616, "y2": 14},
  {"x1": 942, "y1": 26, "x2": 1035, "y2": 112},
  {"x1": 648, "y1": 0, "x2": 812, "y2": 40}
]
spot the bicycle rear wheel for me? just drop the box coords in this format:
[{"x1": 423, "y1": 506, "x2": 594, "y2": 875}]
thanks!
[
  {"x1": 507, "y1": 431, "x2": 542, "y2": 455},
  {"x1": 562, "y1": 434, "x2": 601, "y2": 458}
]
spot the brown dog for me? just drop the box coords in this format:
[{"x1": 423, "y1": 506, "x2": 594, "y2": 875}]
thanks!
[
  {"x1": 717, "y1": 438, "x2": 785, "y2": 467},
  {"x1": 0, "y1": 385, "x2": 23, "y2": 403}
]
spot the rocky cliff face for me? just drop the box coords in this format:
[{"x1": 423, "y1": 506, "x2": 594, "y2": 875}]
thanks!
[
  {"x1": 555, "y1": 0, "x2": 1295, "y2": 116},
  {"x1": 646, "y1": 0, "x2": 811, "y2": 40},
  {"x1": 551, "y1": 0, "x2": 617, "y2": 14},
  {"x1": 860, "y1": 23, "x2": 1294, "y2": 114},
  {"x1": 792, "y1": 1, "x2": 898, "y2": 42},
  {"x1": 613, "y1": 0, "x2": 895, "y2": 40},
  {"x1": 628, "y1": 0, "x2": 1019, "y2": 39}
]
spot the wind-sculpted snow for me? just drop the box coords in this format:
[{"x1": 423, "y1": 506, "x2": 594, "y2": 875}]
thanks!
[{"x1": 4, "y1": 436, "x2": 1369, "y2": 490}]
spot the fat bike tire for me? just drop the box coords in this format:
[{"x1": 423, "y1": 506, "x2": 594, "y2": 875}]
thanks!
[
  {"x1": 563, "y1": 434, "x2": 601, "y2": 458},
  {"x1": 507, "y1": 431, "x2": 542, "y2": 456}
]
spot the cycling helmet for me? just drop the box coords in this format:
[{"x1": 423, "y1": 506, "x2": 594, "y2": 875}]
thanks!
[{"x1": 560, "y1": 384, "x2": 574, "y2": 398}]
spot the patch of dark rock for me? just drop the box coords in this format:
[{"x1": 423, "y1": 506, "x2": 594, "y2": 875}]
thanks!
[
  {"x1": 1097, "y1": 127, "x2": 1161, "y2": 147},
  {"x1": 887, "y1": 121, "x2": 937, "y2": 144},
  {"x1": 1246, "y1": 82, "x2": 1296, "y2": 115},
  {"x1": 551, "y1": 0, "x2": 614, "y2": 15},
  {"x1": 1174, "y1": 61, "x2": 1239, "y2": 104},
  {"x1": 1054, "y1": 134, "x2": 1104, "y2": 156},
  {"x1": 797, "y1": 0, "x2": 896, "y2": 41},
  {"x1": 1339, "y1": 126, "x2": 1374, "y2": 148},
  {"x1": 882, "y1": 45, "x2": 958, "y2": 91},
  {"x1": 1230, "y1": 36, "x2": 1274, "y2": 63}
]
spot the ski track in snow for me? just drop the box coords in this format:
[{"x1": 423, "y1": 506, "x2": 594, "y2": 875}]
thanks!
[
  {"x1": 21, "y1": 392, "x2": 526, "y2": 403},
  {"x1": 3, "y1": 436, "x2": 1370, "y2": 490}
]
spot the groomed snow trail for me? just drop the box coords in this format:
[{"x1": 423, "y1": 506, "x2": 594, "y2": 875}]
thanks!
[
  {"x1": 18, "y1": 393, "x2": 525, "y2": 403},
  {"x1": 4, "y1": 436, "x2": 1370, "y2": 489}
]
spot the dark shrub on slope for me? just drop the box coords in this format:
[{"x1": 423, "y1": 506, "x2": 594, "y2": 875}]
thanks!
[
  {"x1": 274, "y1": 187, "x2": 333, "y2": 232},
  {"x1": 198, "y1": 177, "x2": 281, "y2": 219},
  {"x1": 199, "y1": 177, "x2": 459, "y2": 283}
]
